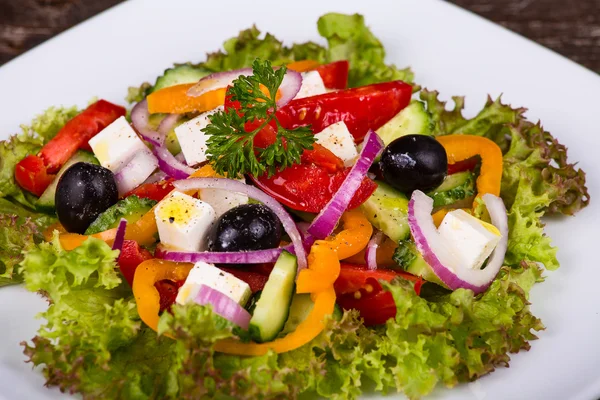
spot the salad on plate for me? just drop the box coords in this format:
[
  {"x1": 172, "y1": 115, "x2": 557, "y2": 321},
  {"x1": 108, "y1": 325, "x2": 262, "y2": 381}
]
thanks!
[{"x1": 0, "y1": 12, "x2": 590, "y2": 400}]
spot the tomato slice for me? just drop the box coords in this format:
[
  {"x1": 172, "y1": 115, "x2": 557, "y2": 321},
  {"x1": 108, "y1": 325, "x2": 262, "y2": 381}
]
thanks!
[
  {"x1": 118, "y1": 240, "x2": 153, "y2": 286},
  {"x1": 14, "y1": 155, "x2": 56, "y2": 197},
  {"x1": 276, "y1": 80, "x2": 412, "y2": 142},
  {"x1": 334, "y1": 263, "x2": 420, "y2": 326},
  {"x1": 125, "y1": 179, "x2": 175, "y2": 202},
  {"x1": 251, "y1": 164, "x2": 376, "y2": 213},
  {"x1": 315, "y1": 60, "x2": 349, "y2": 90}
]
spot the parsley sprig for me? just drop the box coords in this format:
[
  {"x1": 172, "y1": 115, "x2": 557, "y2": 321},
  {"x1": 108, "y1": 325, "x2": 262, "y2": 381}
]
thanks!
[{"x1": 203, "y1": 59, "x2": 315, "y2": 177}]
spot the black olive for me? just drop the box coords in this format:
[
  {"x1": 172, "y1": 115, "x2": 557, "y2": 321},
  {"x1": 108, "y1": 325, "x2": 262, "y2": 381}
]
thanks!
[
  {"x1": 208, "y1": 204, "x2": 282, "y2": 252},
  {"x1": 380, "y1": 135, "x2": 447, "y2": 193},
  {"x1": 55, "y1": 162, "x2": 118, "y2": 234}
]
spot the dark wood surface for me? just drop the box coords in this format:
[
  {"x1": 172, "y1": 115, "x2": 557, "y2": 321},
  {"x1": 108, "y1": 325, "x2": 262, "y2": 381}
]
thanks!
[{"x1": 0, "y1": 0, "x2": 599, "y2": 73}]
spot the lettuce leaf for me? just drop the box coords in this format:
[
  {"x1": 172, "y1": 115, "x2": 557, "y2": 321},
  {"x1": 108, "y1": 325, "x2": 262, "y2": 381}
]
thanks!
[
  {"x1": 129, "y1": 12, "x2": 413, "y2": 99},
  {"x1": 317, "y1": 13, "x2": 413, "y2": 87},
  {"x1": 0, "y1": 215, "x2": 42, "y2": 286}
]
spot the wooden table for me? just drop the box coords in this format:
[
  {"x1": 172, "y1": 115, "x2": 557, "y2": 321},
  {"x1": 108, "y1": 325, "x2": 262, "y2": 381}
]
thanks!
[{"x1": 0, "y1": 0, "x2": 598, "y2": 73}]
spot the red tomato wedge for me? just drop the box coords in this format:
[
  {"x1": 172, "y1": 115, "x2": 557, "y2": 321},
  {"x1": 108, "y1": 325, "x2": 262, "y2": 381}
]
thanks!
[
  {"x1": 334, "y1": 263, "x2": 420, "y2": 326},
  {"x1": 14, "y1": 155, "x2": 56, "y2": 197},
  {"x1": 276, "y1": 80, "x2": 412, "y2": 142},
  {"x1": 125, "y1": 179, "x2": 175, "y2": 202},
  {"x1": 250, "y1": 164, "x2": 376, "y2": 213},
  {"x1": 315, "y1": 60, "x2": 349, "y2": 89}
]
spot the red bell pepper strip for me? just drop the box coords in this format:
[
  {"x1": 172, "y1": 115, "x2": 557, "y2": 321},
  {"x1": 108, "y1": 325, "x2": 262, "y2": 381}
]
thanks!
[
  {"x1": 314, "y1": 60, "x2": 349, "y2": 90},
  {"x1": 14, "y1": 100, "x2": 125, "y2": 196},
  {"x1": 276, "y1": 80, "x2": 412, "y2": 142}
]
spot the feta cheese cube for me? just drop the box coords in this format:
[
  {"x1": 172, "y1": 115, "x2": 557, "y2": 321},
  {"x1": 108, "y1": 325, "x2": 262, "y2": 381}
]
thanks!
[
  {"x1": 88, "y1": 116, "x2": 148, "y2": 172},
  {"x1": 154, "y1": 192, "x2": 216, "y2": 252},
  {"x1": 437, "y1": 209, "x2": 501, "y2": 270},
  {"x1": 294, "y1": 71, "x2": 327, "y2": 99},
  {"x1": 314, "y1": 121, "x2": 358, "y2": 167},
  {"x1": 176, "y1": 261, "x2": 252, "y2": 306},
  {"x1": 174, "y1": 106, "x2": 223, "y2": 166}
]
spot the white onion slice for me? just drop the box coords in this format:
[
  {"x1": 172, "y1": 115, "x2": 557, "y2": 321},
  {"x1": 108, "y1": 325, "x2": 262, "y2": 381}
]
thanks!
[
  {"x1": 173, "y1": 178, "x2": 307, "y2": 271},
  {"x1": 114, "y1": 148, "x2": 159, "y2": 196},
  {"x1": 408, "y1": 191, "x2": 508, "y2": 294},
  {"x1": 187, "y1": 68, "x2": 253, "y2": 97},
  {"x1": 194, "y1": 284, "x2": 252, "y2": 329}
]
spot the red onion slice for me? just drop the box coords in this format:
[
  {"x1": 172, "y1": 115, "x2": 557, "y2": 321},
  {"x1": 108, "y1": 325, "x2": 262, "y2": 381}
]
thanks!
[
  {"x1": 308, "y1": 129, "x2": 383, "y2": 239},
  {"x1": 131, "y1": 100, "x2": 164, "y2": 146},
  {"x1": 155, "y1": 244, "x2": 283, "y2": 264},
  {"x1": 194, "y1": 284, "x2": 252, "y2": 329},
  {"x1": 157, "y1": 113, "x2": 180, "y2": 136},
  {"x1": 153, "y1": 144, "x2": 195, "y2": 179},
  {"x1": 408, "y1": 190, "x2": 508, "y2": 294},
  {"x1": 114, "y1": 148, "x2": 159, "y2": 196},
  {"x1": 187, "y1": 68, "x2": 253, "y2": 97},
  {"x1": 173, "y1": 178, "x2": 307, "y2": 271},
  {"x1": 275, "y1": 69, "x2": 302, "y2": 108},
  {"x1": 365, "y1": 230, "x2": 384, "y2": 270},
  {"x1": 112, "y1": 218, "x2": 127, "y2": 254}
]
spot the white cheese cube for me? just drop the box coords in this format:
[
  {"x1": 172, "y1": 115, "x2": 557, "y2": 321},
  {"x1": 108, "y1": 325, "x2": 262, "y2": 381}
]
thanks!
[
  {"x1": 115, "y1": 148, "x2": 158, "y2": 196},
  {"x1": 174, "y1": 106, "x2": 223, "y2": 166},
  {"x1": 437, "y1": 209, "x2": 501, "y2": 270},
  {"x1": 314, "y1": 121, "x2": 358, "y2": 167},
  {"x1": 294, "y1": 71, "x2": 327, "y2": 99},
  {"x1": 199, "y1": 178, "x2": 248, "y2": 218},
  {"x1": 176, "y1": 261, "x2": 252, "y2": 306},
  {"x1": 154, "y1": 192, "x2": 216, "y2": 252},
  {"x1": 88, "y1": 116, "x2": 148, "y2": 172}
]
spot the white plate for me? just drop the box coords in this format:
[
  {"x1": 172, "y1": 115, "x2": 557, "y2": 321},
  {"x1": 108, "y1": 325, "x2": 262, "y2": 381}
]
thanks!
[{"x1": 1, "y1": 0, "x2": 599, "y2": 399}]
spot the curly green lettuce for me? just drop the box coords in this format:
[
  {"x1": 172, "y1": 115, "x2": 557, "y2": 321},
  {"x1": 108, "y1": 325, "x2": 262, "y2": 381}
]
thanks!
[
  {"x1": 420, "y1": 89, "x2": 588, "y2": 271},
  {"x1": 128, "y1": 12, "x2": 413, "y2": 100},
  {"x1": 21, "y1": 233, "x2": 545, "y2": 400}
]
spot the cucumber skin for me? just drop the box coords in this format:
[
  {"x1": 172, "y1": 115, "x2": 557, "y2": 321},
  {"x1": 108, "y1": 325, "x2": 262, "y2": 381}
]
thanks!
[{"x1": 248, "y1": 251, "x2": 297, "y2": 343}]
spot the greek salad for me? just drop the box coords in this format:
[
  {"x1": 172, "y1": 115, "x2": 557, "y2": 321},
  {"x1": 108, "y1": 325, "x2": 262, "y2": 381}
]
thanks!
[{"x1": 0, "y1": 12, "x2": 590, "y2": 400}]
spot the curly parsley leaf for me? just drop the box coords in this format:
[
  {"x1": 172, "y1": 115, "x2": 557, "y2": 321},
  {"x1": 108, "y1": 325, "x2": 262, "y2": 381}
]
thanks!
[{"x1": 204, "y1": 59, "x2": 315, "y2": 178}]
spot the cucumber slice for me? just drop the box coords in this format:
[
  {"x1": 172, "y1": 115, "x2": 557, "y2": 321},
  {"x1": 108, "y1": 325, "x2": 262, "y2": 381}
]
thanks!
[
  {"x1": 427, "y1": 171, "x2": 475, "y2": 208},
  {"x1": 360, "y1": 181, "x2": 410, "y2": 242},
  {"x1": 249, "y1": 251, "x2": 297, "y2": 343},
  {"x1": 376, "y1": 101, "x2": 434, "y2": 146},
  {"x1": 279, "y1": 293, "x2": 314, "y2": 336},
  {"x1": 151, "y1": 65, "x2": 211, "y2": 93},
  {"x1": 37, "y1": 151, "x2": 98, "y2": 212}
]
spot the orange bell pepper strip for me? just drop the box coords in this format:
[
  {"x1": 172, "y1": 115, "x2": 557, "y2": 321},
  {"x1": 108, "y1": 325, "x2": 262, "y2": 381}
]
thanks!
[
  {"x1": 147, "y1": 84, "x2": 227, "y2": 114},
  {"x1": 56, "y1": 165, "x2": 220, "y2": 250},
  {"x1": 214, "y1": 287, "x2": 336, "y2": 356},
  {"x1": 132, "y1": 259, "x2": 193, "y2": 334},
  {"x1": 432, "y1": 135, "x2": 502, "y2": 222},
  {"x1": 287, "y1": 59, "x2": 320, "y2": 72},
  {"x1": 320, "y1": 209, "x2": 373, "y2": 260},
  {"x1": 436, "y1": 135, "x2": 502, "y2": 200}
]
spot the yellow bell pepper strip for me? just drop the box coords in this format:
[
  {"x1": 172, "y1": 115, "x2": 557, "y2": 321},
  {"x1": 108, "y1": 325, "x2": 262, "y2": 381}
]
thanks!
[
  {"x1": 296, "y1": 242, "x2": 342, "y2": 294},
  {"x1": 296, "y1": 210, "x2": 371, "y2": 293},
  {"x1": 321, "y1": 209, "x2": 373, "y2": 260},
  {"x1": 287, "y1": 59, "x2": 320, "y2": 72},
  {"x1": 214, "y1": 286, "x2": 336, "y2": 356},
  {"x1": 147, "y1": 84, "x2": 227, "y2": 114},
  {"x1": 56, "y1": 165, "x2": 220, "y2": 249},
  {"x1": 132, "y1": 259, "x2": 193, "y2": 333},
  {"x1": 436, "y1": 135, "x2": 503, "y2": 199}
]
